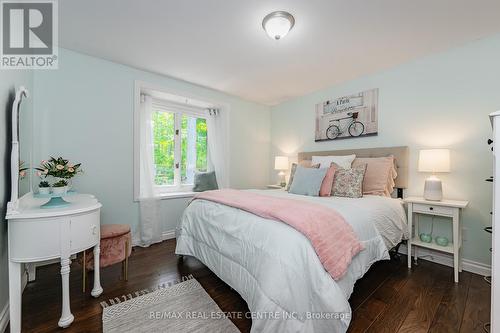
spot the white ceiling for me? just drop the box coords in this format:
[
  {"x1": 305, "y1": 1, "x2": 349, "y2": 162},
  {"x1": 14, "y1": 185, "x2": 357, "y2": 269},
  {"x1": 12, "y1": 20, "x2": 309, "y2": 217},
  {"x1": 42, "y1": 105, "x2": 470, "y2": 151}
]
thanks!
[{"x1": 59, "y1": 0, "x2": 500, "y2": 106}]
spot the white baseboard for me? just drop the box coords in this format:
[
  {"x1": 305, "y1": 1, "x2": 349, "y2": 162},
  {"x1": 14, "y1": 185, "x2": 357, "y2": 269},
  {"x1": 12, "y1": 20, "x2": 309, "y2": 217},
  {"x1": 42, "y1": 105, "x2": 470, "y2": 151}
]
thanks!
[
  {"x1": 0, "y1": 302, "x2": 8, "y2": 333},
  {"x1": 132, "y1": 229, "x2": 176, "y2": 247},
  {"x1": 162, "y1": 230, "x2": 176, "y2": 241},
  {"x1": 399, "y1": 244, "x2": 491, "y2": 276}
]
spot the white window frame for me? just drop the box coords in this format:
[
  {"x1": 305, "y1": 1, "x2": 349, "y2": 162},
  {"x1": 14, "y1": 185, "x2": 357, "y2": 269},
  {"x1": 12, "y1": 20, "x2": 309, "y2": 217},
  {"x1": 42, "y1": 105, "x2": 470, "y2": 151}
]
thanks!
[
  {"x1": 151, "y1": 99, "x2": 208, "y2": 194},
  {"x1": 133, "y1": 81, "x2": 230, "y2": 201}
]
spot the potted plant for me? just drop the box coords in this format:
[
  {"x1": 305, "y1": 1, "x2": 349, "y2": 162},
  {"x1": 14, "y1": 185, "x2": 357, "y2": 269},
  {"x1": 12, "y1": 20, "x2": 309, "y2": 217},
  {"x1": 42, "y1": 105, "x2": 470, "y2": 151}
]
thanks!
[
  {"x1": 38, "y1": 181, "x2": 51, "y2": 195},
  {"x1": 35, "y1": 157, "x2": 83, "y2": 192},
  {"x1": 52, "y1": 179, "x2": 68, "y2": 195}
]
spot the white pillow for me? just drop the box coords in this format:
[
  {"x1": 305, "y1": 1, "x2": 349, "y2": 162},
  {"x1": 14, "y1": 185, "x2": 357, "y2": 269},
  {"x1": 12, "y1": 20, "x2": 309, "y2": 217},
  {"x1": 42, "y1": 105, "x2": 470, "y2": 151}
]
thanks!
[{"x1": 312, "y1": 154, "x2": 356, "y2": 169}]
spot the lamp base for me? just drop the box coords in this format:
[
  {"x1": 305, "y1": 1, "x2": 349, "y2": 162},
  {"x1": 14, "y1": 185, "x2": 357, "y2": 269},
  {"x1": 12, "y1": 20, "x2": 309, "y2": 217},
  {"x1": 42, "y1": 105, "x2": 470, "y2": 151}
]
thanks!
[
  {"x1": 423, "y1": 176, "x2": 442, "y2": 201},
  {"x1": 278, "y1": 171, "x2": 286, "y2": 188}
]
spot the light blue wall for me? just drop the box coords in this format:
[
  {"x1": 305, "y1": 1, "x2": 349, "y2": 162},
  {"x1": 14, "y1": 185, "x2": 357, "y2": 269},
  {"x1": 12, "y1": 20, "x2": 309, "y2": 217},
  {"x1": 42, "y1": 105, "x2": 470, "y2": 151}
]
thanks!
[
  {"x1": 33, "y1": 48, "x2": 271, "y2": 239},
  {"x1": 270, "y1": 34, "x2": 500, "y2": 265},
  {"x1": 30, "y1": 34, "x2": 500, "y2": 266},
  {"x1": 0, "y1": 70, "x2": 34, "y2": 318}
]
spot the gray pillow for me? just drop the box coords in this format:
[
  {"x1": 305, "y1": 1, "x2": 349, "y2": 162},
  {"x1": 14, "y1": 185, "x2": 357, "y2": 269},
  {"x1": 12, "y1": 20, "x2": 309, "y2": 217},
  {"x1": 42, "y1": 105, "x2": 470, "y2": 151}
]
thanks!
[
  {"x1": 192, "y1": 171, "x2": 219, "y2": 192},
  {"x1": 288, "y1": 166, "x2": 328, "y2": 196}
]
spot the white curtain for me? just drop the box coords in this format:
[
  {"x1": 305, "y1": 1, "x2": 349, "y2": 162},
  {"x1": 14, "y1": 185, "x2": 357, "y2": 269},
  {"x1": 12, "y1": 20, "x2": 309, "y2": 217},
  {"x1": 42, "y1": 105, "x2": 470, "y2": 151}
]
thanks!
[
  {"x1": 138, "y1": 94, "x2": 162, "y2": 247},
  {"x1": 206, "y1": 108, "x2": 229, "y2": 188}
]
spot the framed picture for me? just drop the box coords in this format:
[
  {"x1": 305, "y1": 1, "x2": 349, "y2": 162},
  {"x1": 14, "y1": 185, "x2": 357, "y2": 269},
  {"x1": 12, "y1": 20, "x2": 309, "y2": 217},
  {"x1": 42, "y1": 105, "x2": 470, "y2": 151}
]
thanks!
[{"x1": 315, "y1": 89, "x2": 378, "y2": 142}]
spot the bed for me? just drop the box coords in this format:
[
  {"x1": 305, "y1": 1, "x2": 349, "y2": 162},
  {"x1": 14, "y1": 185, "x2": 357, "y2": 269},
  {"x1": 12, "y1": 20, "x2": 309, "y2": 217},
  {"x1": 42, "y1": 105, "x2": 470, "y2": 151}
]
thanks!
[{"x1": 175, "y1": 146, "x2": 409, "y2": 333}]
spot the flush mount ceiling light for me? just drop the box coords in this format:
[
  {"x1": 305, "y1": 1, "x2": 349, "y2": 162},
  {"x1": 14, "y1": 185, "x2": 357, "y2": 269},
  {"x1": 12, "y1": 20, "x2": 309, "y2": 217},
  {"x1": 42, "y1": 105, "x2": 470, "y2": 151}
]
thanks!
[{"x1": 262, "y1": 11, "x2": 295, "y2": 40}]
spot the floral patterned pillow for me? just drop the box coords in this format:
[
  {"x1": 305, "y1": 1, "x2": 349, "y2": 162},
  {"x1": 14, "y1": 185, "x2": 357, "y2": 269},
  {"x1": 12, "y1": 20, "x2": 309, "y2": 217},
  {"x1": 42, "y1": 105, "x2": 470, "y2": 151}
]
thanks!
[{"x1": 331, "y1": 163, "x2": 367, "y2": 198}]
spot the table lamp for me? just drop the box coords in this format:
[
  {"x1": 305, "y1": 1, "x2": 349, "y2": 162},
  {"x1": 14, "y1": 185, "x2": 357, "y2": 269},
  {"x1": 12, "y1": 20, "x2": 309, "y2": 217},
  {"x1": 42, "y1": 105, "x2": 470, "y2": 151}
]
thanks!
[
  {"x1": 274, "y1": 156, "x2": 289, "y2": 187},
  {"x1": 418, "y1": 149, "x2": 450, "y2": 201}
]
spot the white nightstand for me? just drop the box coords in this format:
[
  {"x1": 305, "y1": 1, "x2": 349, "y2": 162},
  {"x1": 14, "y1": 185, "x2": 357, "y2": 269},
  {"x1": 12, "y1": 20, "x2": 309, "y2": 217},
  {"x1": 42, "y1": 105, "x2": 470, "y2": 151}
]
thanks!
[
  {"x1": 266, "y1": 184, "x2": 283, "y2": 189},
  {"x1": 405, "y1": 196, "x2": 468, "y2": 283}
]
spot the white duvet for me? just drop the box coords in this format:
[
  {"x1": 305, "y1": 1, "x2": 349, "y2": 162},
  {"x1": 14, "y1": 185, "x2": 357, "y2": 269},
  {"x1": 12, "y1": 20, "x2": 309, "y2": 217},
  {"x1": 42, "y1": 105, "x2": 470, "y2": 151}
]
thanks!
[{"x1": 175, "y1": 190, "x2": 408, "y2": 333}]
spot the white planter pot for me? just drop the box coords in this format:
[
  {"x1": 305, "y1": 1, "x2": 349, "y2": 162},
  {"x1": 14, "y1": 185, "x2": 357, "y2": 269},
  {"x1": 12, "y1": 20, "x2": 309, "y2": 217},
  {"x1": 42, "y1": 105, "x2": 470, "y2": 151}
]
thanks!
[
  {"x1": 38, "y1": 187, "x2": 51, "y2": 195},
  {"x1": 52, "y1": 186, "x2": 68, "y2": 195}
]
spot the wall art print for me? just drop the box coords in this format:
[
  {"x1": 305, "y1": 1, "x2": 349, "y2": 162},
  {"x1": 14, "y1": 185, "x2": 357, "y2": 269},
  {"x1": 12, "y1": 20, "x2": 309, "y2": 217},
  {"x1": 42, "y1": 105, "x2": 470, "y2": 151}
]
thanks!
[{"x1": 315, "y1": 88, "x2": 378, "y2": 142}]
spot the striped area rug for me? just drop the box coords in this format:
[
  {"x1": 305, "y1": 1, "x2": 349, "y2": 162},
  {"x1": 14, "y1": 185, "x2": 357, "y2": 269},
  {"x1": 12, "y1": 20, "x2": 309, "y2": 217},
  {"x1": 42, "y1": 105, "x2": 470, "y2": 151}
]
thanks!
[{"x1": 102, "y1": 278, "x2": 239, "y2": 333}]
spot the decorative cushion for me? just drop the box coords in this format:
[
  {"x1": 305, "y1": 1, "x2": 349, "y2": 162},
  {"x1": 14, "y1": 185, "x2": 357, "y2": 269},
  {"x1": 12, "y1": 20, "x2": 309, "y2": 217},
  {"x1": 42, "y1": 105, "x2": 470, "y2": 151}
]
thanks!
[
  {"x1": 352, "y1": 156, "x2": 397, "y2": 196},
  {"x1": 289, "y1": 166, "x2": 328, "y2": 196},
  {"x1": 386, "y1": 169, "x2": 397, "y2": 195},
  {"x1": 286, "y1": 162, "x2": 320, "y2": 191},
  {"x1": 312, "y1": 154, "x2": 356, "y2": 169},
  {"x1": 193, "y1": 171, "x2": 219, "y2": 192},
  {"x1": 319, "y1": 163, "x2": 337, "y2": 197},
  {"x1": 387, "y1": 159, "x2": 398, "y2": 195},
  {"x1": 331, "y1": 164, "x2": 367, "y2": 198}
]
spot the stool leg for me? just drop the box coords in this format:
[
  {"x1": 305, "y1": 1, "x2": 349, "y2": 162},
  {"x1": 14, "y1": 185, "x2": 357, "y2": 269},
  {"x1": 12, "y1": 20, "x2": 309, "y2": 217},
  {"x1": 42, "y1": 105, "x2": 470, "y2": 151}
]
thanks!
[
  {"x1": 82, "y1": 251, "x2": 86, "y2": 293},
  {"x1": 124, "y1": 239, "x2": 129, "y2": 281}
]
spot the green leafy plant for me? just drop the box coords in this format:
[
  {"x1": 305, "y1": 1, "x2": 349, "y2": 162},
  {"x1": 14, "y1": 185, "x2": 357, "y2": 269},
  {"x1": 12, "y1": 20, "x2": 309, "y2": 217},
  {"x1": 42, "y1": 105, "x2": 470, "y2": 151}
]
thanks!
[
  {"x1": 38, "y1": 181, "x2": 50, "y2": 188},
  {"x1": 35, "y1": 156, "x2": 83, "y2": 180},
  {"x1": 53, "y1": 179, "x2": 68, "y2": 188}
]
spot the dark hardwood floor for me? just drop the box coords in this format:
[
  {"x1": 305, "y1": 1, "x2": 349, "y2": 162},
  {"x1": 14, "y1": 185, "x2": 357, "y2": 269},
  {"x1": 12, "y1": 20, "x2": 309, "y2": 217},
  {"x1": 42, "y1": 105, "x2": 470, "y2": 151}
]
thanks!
[{"x1": 14, "y1": 240, "x2": 490, "y2": 333}]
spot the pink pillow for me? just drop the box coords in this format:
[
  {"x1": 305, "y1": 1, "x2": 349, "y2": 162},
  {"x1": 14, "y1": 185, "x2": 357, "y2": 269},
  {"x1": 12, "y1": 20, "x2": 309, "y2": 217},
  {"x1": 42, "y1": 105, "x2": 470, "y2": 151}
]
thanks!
[
  {"x1": 320, "y1": 163, "x2": 337, "y2": 197},
  {"x1": 352, "y1": 156, "x2": 396, "y2": 196}
]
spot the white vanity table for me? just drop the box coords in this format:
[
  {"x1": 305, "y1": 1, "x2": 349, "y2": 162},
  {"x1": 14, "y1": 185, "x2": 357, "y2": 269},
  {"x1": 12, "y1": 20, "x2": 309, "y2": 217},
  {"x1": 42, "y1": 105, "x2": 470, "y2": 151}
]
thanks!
[
  {"x1": 4, "y1": 86, "x2": 103, "y2": 333},
  {"x1": 6, "y1": 193, "x2": 103, "y2": 332}
]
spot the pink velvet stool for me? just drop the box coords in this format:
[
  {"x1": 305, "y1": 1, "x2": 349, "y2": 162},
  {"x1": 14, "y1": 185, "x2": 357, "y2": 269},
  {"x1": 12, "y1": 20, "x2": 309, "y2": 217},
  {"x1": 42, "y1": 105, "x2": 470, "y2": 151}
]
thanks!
[{"x1": 82, "y1": 224, "x2": 132, "y2": 292}]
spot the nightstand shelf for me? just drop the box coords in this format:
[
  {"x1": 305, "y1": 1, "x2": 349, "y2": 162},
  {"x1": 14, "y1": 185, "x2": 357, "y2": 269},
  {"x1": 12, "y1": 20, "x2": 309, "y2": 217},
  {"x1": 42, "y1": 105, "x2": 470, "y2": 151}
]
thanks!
[
  {"x1": 405, "y1": 196, "x2": 468, "y2": 283},
  {"x1": 410, "y1": 237, "x2": 454, "y2": 254}
]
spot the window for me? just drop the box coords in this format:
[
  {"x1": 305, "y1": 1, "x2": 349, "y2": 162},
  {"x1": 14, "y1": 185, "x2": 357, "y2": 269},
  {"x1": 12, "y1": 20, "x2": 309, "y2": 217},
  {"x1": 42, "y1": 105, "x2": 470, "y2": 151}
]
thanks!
[
  {"x1": 151, "y1": 100, "x2": 208, "y2": 192},
  {"x1": 134, "y1": 82, "x2": 228, "y2": 200}
]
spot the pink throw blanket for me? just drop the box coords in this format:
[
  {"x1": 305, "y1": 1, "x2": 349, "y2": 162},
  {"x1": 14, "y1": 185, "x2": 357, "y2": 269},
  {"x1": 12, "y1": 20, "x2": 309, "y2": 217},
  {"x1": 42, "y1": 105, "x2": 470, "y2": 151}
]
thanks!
[{"x1": 192, "y1": 189, "x2": 364, "y2": 280}]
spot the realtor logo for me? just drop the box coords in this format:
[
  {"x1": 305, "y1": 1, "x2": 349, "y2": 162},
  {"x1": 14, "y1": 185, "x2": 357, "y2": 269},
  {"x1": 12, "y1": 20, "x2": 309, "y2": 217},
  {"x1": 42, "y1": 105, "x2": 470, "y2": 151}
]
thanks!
[{"x1": 1, "y1": 0, "x2": 58, "y2": 69}]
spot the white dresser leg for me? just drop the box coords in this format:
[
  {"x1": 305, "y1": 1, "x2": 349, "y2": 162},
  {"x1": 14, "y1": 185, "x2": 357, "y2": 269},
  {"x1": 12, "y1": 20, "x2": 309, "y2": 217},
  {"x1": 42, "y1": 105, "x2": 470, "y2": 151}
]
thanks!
[
  {"x1": 58, "y1": 257, "x2": 74, "y2": 328},
  {"x1": 91, "y1": 244, "x2": 103, "y2": 297},
  {"x1": 458, "y1": 225, "x2": 463, "y2": 272},
  {"x1": 8, "y1": 261, "x2": 22, "y2": 333},
  {"x1": 407, "y1": 205, "x2": 413, "y2": 268},
  {"x1": 453, "y1": 211, "x2": 460, "y2": 283}
]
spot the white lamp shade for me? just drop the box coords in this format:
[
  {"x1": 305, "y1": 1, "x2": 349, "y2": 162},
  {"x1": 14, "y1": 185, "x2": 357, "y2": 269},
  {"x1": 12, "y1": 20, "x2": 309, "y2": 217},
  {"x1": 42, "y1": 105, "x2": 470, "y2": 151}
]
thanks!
[
  {"x1": 418, "y1": 149, "x2": 450, "y2": 173},
  {"x1": 274, "y1": 156, "x2": 289, "y2": 170}
]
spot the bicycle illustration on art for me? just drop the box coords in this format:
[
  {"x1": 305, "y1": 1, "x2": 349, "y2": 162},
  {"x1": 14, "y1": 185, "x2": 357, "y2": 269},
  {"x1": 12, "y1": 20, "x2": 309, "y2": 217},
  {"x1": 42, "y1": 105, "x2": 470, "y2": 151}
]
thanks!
[
  {"x1": 325, "y1": 112, "x2": 364, "y2": 139},
  {"x1": 315, "y1": 89, "x2": 378, "y2": 142}
]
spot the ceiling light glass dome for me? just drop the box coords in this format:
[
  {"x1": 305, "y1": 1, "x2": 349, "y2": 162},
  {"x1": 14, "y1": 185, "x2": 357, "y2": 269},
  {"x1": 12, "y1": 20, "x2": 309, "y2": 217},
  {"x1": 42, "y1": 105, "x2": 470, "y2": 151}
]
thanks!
[{"x1": 262, "y1": 11, "x2": 295, "y2": 40}]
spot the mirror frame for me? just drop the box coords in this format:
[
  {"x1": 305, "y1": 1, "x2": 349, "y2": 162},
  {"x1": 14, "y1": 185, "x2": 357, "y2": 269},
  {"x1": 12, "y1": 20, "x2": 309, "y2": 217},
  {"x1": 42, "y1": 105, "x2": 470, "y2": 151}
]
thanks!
[{"x1": 7, "y1": 86, "x2": 28, "y2": 214}]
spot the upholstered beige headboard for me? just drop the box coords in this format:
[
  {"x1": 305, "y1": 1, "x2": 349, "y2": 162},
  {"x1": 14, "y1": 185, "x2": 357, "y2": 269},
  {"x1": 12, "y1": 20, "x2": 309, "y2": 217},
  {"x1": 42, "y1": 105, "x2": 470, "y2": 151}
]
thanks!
[{"x1": 298, "y1": 146, "x2": 409, "y2": 189}]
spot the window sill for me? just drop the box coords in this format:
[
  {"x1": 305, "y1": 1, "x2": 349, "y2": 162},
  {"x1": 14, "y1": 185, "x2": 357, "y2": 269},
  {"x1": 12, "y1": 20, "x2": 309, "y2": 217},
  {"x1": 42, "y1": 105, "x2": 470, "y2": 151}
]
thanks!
[
  {"x1": 134, "y1": 191, "x2": 197, "y2": 202},
  {"x1": 157, "y1": 191, "x2": 196, "y2": 200}
]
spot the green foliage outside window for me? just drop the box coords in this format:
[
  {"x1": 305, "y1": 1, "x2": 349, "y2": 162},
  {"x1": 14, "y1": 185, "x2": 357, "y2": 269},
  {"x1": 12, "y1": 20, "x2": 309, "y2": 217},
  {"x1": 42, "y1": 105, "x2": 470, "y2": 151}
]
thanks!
[{"x1": 152, "y1": 111, "x2": 207, "y2": 186}]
